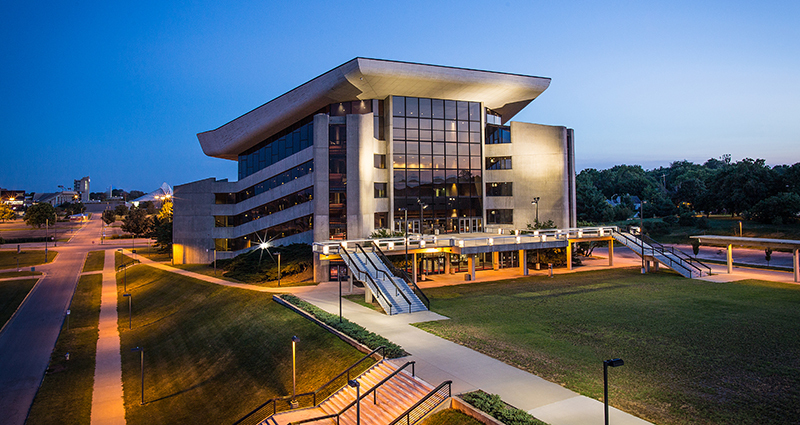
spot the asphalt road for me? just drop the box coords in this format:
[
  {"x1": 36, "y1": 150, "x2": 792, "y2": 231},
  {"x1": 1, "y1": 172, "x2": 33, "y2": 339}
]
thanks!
[{"x1": 0, "y1": 215, "x2": 104, "y2": 424}]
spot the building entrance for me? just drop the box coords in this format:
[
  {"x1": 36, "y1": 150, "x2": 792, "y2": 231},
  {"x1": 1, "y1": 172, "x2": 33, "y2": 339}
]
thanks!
[{"x1": 458, "y1": 217, "x2": 481, "y2": 233}]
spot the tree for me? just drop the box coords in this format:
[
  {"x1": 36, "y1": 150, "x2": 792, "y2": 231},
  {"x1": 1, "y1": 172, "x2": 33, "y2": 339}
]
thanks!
[
  {"x1": 114, "y1": 204, "x2": 129, "y2": 217},
  {"x1": 90, "y1": 191, "x2": 107, "y2": 201},
  {"x1": 61, "y1": 202, "x2": 85, "y2": 216},
  {"x1": 0, "y1": 204, "x2": 16, "y2": 222},
  {"x1": 24, "y1": 203, "x2": 56, "y2": 228},
  {"x1": 102, "y1": 209, "x2": 116, "y2": 225},
  {"x1": 141, "y1": 200, "x2": 157, "y2": 215},
  {"x1": 576, "y1": 171, "x2": 611, "y2": 222},
  {"x1": 149, "y1": 201, "x2": 173, "y2": 254},
  {"x1": 691, "y1": 238, "x2": 700, "y2": 258},
  {"x1": 746, "y1": 192, "x2": 800, "y2": 224},
  {"x1": 121, "y1": 207, "x2": 152, "y2": 238},
  {"x1": 129, "y1": 190, "x2": 146, "y2": 200}
]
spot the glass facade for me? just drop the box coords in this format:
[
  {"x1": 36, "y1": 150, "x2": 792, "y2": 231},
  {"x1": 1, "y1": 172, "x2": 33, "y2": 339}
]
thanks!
[
  {"x1": 214, "y1": 187, "x2": 313, "y2": 227},
  {"x1": 216, "y1": 161, "x2": 313, "y2": 204},
  {"x1": 486, "y1": 182, "x2": 513, "y2": 197},
  {"x1": 487, "y1": 209, "x2": 513, "y2": 224},
  {"x1": 238, "y1": 117, "x2": 314, "y2": 180},
  {"x1": 392, "y1": 96, "x2": 483, "y2": 233},
  {"x1": 214, "y1": 215, "x2": 313, "y2": 251},
  {"x1": 329, "y1": 124, "x2": 347, "y2": 240},
  {"x1": 485, "y1": 124, "x2": 511, "y2": 144},
  {"x1": 486, "y1": 157, "x2": 512, "y2": 170}
]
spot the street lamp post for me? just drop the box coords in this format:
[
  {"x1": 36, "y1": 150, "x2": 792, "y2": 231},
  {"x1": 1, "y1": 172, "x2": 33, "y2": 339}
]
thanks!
[
  {"x1": 338, "y1": 265, "x2": 343, "y2": 323},
  {"x1": 277, "y1": 252, "x2": 281, "y2": 287},
  {"x1": 603, "y1": 358, "x2": 624, "y2": 425},
  {"x1": 45, "y1": 218, "x2": 49, "y2": 261},
  {"x1": 417, "y1": 199, "x2": 428, "y2": 235},
  {"x1": 348, "y1": 379, "x2": 361, "y2": 425},
  {"x1": 640, "y1": 201, "x2": 646, "y2": 274},
  {"x1": 123, "y1": 293, "x2": 132, "y2": 329},
  {"x1": 291, "y1": 336, "x2": 300, "y2": 408},
  {"x1": 131, "y1": 347, "x2": 145, "y2": 405},
  {"x1": 531, "y1": 197, "x2": 540, "y2": 225},
  {"x1": 53, "y1": 212, "x2": 57, "y2": 247}
]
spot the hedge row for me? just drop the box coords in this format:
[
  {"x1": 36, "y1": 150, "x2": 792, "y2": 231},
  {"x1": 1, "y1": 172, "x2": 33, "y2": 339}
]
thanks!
[
  {"x1": 280, "y1": 294, "x2": 406, "y2": 359},
  {"x1": 461, "y1": 391, "x2": 547, "y2": 425}
]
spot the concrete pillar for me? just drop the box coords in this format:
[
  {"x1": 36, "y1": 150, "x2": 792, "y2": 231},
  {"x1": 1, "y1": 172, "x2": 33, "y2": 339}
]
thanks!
[
  {"x1": 794, "y1": 248, "x2": 799, "y2": 283},
  {"x1": 492, "y1": 252, "x2": 499, "y2": 270},
  {"x1": 520, "y1": 249, "x2": 528, "y2": 276},
  {"x1": 566, "y1": 242, "x2": 572, "y2": 270},
  {"x1": 653, "y1": 260, "x2": 659, "y2": 271},
  {"x1": 727, "y1": 244, "x2": 733, "y2": 274},
  {"x1": 444, "y1": 254, "x2": 450, "y2": 274},
  {"x1": 468, "y1": 254, "x2": 476, "y2": 281},
  {"x1": 608, "y1": 240, "x2": 614, "y2": 267},
  {"x1": 365, "y1": 285, "x2": 373, "y2": 303},
  {"x1": 412, "y1": 252, "x2": 418, "y2": 285},
  {"x1": 348, "y1": 274, "x2": 353, "y2": 293}
]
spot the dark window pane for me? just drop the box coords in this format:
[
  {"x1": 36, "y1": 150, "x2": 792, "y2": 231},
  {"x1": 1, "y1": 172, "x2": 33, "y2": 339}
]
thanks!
[
  {"x1": 406, "y1": 97, "x2": 418, "y2": 117},
  {"x1": 469, "y1": 102, "x2": 481, "y2": 121},
  {"x1": 419, "y1": 142, "x2": 432, "y2": 155},
  {"x1": 457, "y1": 101, "x2": 469, "y2": 120},
  {"x1": 432, "y1": 99, "x2": 445, "y2": 119},
  {"x1": 419, "y1": 98, "x2": 431, "y2": 117},
  {"x1": 393, "y1": 96, "x2": 405, "y2": 116},
  {"x1": 433, "y1": 155, "x2": 445, "y2": 169},
  {"x1": 444, "y1": 100, "x2": 457, "y2": 119}
]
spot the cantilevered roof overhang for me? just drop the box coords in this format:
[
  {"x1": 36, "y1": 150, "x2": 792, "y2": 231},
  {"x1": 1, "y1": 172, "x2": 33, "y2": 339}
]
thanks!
[{"x1": 198, "y1": 57, "x2": 552, "y2": 160}]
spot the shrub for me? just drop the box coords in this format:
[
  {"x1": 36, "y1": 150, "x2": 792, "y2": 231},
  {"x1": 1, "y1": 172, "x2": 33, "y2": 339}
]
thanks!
[
  {"x1": 645, "y1": 220, "x2": 671, "y2": 236},
  {"x1": 280, "y1": 294, "x2": 406, "y2": 358},
  {"x1": 220, "y1": 243, "x2": 312, "y2": 283},
  {"x1": 461, "y1": 391, "x2": 546, "y2": 425},
  {"x1": 662, "y1": 215, "x2": 679, "y2": 226},
  {"x1": 696, "y1": 216, "x2": 710, "y2": 229}
]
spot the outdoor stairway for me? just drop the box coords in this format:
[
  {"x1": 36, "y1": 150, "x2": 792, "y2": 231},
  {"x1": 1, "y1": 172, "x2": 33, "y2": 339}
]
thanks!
[
  {"x1": 266, "y1": 361, "x2": 435, "y2": 425},
  {"x1": 339, "y1": 246, "x2": 428, "y2": 315},
  {"x1": 612, "y1": 230, "x2": 712, "y2": 278}
]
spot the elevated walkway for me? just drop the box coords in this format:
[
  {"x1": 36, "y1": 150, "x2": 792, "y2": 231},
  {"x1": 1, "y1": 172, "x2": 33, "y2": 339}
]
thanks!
[
  {"x1": 613, "y1": 230, "x2": 712, "y2": 278},
  {"x1": 691, "y1": 235, "x2": 800, "y2": 282}
]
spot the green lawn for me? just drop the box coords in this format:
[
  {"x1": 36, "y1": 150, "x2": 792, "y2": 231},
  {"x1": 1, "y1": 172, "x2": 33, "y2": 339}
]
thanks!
[
  {"x1": 0, "y1": 250, "x2": 57, "y2": 269},
  {"x1": 27, "y1": 274, "x2": 102, "y2": 425},
  {"x1": 0, "y1": 278, "x2": 38, "y2": 329},
  {"x1": 0, "y1": 270, "x2": 42, "y2": 279},
  {"x1": 171, "y1": 263, "x2": 315, "y2": 287},
  {"x1": 82, "y1": 250, "x2": 105, "y2": 272},
  {"x1": 115, "y1": 251, "x2": 139, "y2": 270},
  {"x1": 117, "y1": 264, "x2": 374, "y2": 424},
  {"x1": 414, "y1": 268, "x2": 800, "y2": 425},
  {"x1": 132, "y1": 245, "x2": 171, "y2": 262}
]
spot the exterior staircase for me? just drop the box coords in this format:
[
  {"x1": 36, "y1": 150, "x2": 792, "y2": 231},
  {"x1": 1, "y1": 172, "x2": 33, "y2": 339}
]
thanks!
[
  {"x1": 612, "y1": 229, "x2": 712, "y2": 278},
  {"x1": 339, "y1": 244, "x2": 428, "y2": 315},
  {"x1": 266, "y1": 361, "x2": 435, "y2": 425}
]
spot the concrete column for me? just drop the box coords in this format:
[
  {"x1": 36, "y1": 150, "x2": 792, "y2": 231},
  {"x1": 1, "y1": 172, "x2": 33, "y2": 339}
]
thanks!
[
  {"x1": 727, "y1": 244, "x2": 733, "y2": 274},
  {"x1": 412, "y1": 252, "x2": 418, "y2": 285},
  {"x1": 365, "y1": 285, "x2": 373, "y2": 303},
  {"x1": 566, "y1": 242, "x2": 572, "y2": 270},
  {"x1": 520, "y1": 249, "x2": 528, "y2": 276},
  {"x1": 794, "y1": 248, "x2": 799, "y2": 283},
  {"x1": 468, "y1": 254, "x2": 475, "y2": 281},
  {"x1": 608, "y1": 240, "x2": 614, "y2": 266},
  {"x1": 444, "y1": 254, "x2": 450, "y2": 274},
  {"x1": 652, "y1": 260, "x2": 659, "y2": 271},
  {"x1": 313, "y1": 114, "x2": 330, "y2": 244},
  {"x1": 348, "y1": 274, "x2": 353, "y2": 293},
  {"x1": 346, "y1": 113, "x2": 376, "y2": 239},
  {"x1": 492, "y1": 252, "x2": 499, "y2": 270}
]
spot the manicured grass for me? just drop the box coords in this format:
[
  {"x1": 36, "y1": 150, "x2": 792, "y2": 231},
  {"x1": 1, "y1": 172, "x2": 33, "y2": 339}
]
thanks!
[
  {"x1": 132, "y1": 245, "x2": 171, "y2": 262},
  {"x1": 82, "y1": 250, "x2": 105, "y2": 272},
  {"x1": 172, "y1": 263, "x2": 315, "y2": 287},
  {"x1": 0, "y1": 278, "x2": 38, "y2": 329},
  {"x1": 27, "y1": 274, "x2": 102, "y2": 425},
  {"x1": 0, "y1": 250, "x2": 57, "y2": 269},
  {"x1": 414, "y1": 268, "x2": 800, "y2": 425},
  {"x1": 117, "y1": 265, "x2": 374, "y2": 424},
  {"x1": 0, "y1": 270, "x2": 42, "y2": 279},
  {"x1": 115, "y1": 251, "x2": 139, "y2": 270},
  {"x1": 343, "y1": 294, "x2": 383, "y2": 312},
  {"x1": 171, "y1": 263, "x2": 244, "y2": 282},
  {"x1": 422, "y1": 409, "x2": 484, "y2": 425}
]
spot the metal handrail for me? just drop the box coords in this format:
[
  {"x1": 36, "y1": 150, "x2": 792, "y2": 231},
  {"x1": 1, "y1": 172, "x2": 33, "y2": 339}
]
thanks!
[
  {"x1": 356, "y1": 244, "x2": 413, "y2": 313},
  {"x1": 340, "y1": 247, "x2": 393, "y2": 315},
  {"x1": 370, "y1": 241, "x2": 430, "y2": 310},
  {"x1": 233, "y1": 346, "x2": 386, "y2": 425},
  {"x1": 388, "y1": 380, "x2": 452, "y2": 425},
  {"x1": 642, "y1": 235, "x2": 712, "y2": 276},
  {"x1": 613, "y1": 229, "x2": 706, "y2": 278},
  {"x1": 290, "y1": 361, "x2": 417, "y2": 425}
]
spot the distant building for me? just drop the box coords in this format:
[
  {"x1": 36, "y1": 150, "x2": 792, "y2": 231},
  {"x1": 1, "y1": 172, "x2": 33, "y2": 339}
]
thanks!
[
  {"x1": 74, "y1": 176, "x2": 90, "y2": 202},
  {"x1": 0, "y1": 189, "x2": 26, "y2": 210},
  {"x1": 33, "y1": 191, "x2": 79, "y2": 207},
  {"x1": 129, "y1": 183, "x2": 173, "y2": 207}
]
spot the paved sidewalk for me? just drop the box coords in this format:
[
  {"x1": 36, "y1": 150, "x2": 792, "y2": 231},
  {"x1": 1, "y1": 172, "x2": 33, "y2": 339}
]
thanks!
[
  {"x1": 298, "y1": 283, "x2": 651, "y2": 425},
  {"x1": 90, "y1": 250, "x2": 125, "y2": 425}
]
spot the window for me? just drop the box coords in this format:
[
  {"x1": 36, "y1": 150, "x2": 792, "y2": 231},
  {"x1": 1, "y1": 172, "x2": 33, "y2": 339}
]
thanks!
[
  {"x1": 374, "y1": 183, "x2": 387, "y2": 198},
  {"x1": 374, "y1": 154, "x2": 386, "y2": 169},
  {"x1": 374, "y1": 212, "x2": 388, "y2": 229},
  {"x1": 486, "y1": 157, "x2": 512, "y2": 170},
  {"x1": 487, "y1": 209, "x2": 513, "y2": 224},
  {"x1": 216, "y1": 187, "x2": 314, "y2": 227},
  {"x1": 216, "y1": 161, "x2": 314, "y2": 205},
  {"x1": 486, "y1": 182, "x2": 513, "y2": 196},
  {"x1": 486, "y1": 125, "x2": 511, "y2": 144}
]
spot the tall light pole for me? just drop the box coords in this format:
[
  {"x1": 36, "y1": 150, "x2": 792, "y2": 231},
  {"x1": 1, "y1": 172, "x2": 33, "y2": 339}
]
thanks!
[
  {"x1": 348, "y1": 379, "x2": 361, "y2": 425},
  {"x1": 338, "y1": 265, "x2": 343, "y2": 323},
  {"x1": 640, "y1": 200, "x2": 646, "y2": 274},
  {"x1": 131, "y1": 347, "x2": 145, "y2": 405},
  {"x1": 417, "y1": 199, "x2": 428, "y2": 235},
  {"x1": 604, "y1": 358, "x2": 624, "y2": 425},
  {"x1": 291, "y1": 336, "x2": 300, "y2": 408},
  {"x1": 277, "y1": 252, "x2": 281, "y2": 287},
  {"x1": 45, "y1": 218, "x2": 49, "y2": 261},
  {"x1": 531, "y1": 197, "x2": 540, "y2": 225}
]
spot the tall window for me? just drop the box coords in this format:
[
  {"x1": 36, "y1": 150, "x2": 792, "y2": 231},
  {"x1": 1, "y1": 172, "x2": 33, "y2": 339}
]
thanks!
[
  {"x1": 486, "y1": 182, "x2": 513, "y2": 196},
  {"x1": 329, "y1": 124, "x2": 347, "y2": 239},
  {"x1": 487, "y1": 209, "x2": 513, "y2": 224},
  {"x1": 486, "y1": 157, "x2": 512, "y2": 170}
]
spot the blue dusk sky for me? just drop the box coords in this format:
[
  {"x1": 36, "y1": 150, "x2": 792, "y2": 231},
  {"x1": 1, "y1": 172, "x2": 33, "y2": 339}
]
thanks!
[{"x1": 2, "y1": 1, "x2": 798, "y2": 194}]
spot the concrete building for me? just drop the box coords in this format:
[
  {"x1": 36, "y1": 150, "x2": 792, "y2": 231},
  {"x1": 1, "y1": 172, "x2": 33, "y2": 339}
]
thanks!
[
  {"x1": 174, "y1": 58, "x2": 576, "y2": 277},
  {"x1": 32, "y1": 191, "x2": 79, "y2": 207},
  {"x1": 74, "y1": 176, "x2": 90, "y2": 202}
]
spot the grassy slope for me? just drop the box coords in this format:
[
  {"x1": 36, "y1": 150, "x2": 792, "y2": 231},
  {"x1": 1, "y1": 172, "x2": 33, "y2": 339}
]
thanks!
[
  {"x1": 82, "y1": 250, "x2": 105, "y2": 272},
  {"x1": 0, "y1": 278, "x2": 38, "y2": 329},
  {"x1": 117, "y1": 265, "x2": 373, "y2": 424},
  {"x1": 414, "y1": 268, "x2": 800, "y2": 425},
  {"x1": 27, "y1": 274, "x2": 102, "y2": 425},
  {"x1": 0, "y1": 250, "x2": 57, "y2": 269},
  {"x1": 422, "y1": 409, "x2": 484, "y2": 425}
]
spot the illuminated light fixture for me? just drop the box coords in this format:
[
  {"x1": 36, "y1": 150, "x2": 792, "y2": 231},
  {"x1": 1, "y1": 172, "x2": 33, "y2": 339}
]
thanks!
[
  {"x1": 458, "y1": 240, "x2": 464, "y2": 248},
  {"x1": 341, "y1": 241, "x2": 347, "y2": 249},
  {"x1": 498, "y1": 228, "x2": 503, "y2": 235},
  {"x1": 599, "y1": 228, "x2": 604, "y2": 236},
  {"x1": 516, "y1": 236, "x2": 521, "y2": 244},
  {"x1": 388, "y1": 242, "x2": 394, "y2": 251},
  {"x1": 322, "y1": 245, "x2": 330, "y2": 255},
  {"x1": 259, "y1": 242, "x2": 270, "y2": 250},
  {"x1": 541, "y1": 235, "x2": 547, "y2": 242},
  {"x1": 420, "y1": 240, "x2": 426, "y2": 248},
  {"x1": 488, "y1": 238, "x2": 494, "y2": 246},
  {"x1": 578, "y1": 230, "x2": 583, "y2": 238},
  {"x1": 432, "y1": 236, "x2": 437, "y2": 244},
  {"x1": 533, "y1": 230, "x2": 539, "y2": 236}
]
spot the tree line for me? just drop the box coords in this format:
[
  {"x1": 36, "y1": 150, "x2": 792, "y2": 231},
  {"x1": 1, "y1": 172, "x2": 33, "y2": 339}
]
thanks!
[{"x1": 578, "y1": 155, "x2": 800, "y2": 224}]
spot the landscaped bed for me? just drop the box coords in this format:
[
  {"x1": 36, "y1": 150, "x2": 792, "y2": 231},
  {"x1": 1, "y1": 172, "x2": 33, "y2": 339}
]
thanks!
[
  {"x1": 116, "y1": 265, "x2": 374, "y2": 424},
  {"x1": 0, "y1": 278, "x2": 39, "y2": 329},
  {"x1": 0, "y1": 249, "x2": 57, "y2": 269},
  {"x1": 414, "y1": 267, "x2": 800, "y2": 425},
  {"x1": 82, "y1": 250, "x2": 105, "y2": 272}
]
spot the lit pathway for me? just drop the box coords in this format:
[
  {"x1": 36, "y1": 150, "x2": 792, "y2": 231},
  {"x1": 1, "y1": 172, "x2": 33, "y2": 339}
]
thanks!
[{"x1": 90, "y1": 250, "x2": 126, "y2": 425}]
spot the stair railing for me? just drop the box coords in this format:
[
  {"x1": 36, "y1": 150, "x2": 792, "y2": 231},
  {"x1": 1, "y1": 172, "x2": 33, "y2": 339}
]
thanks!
[
  {"x1": 356, "y1": 244, "x2": 413, "y2": 314},
  {"x1": 290, "y1": 361, "x2": 417, "y2": 425},
  {"x1": 371, "y1": 241, "x2": 430, "y2": 310},
  {"x1": 340, "y1": 247, "x2": 394, "y2": 315},
  {"x1": 641, "y1": 234, "x2": 712, "y2": 276},
  {"x1": 388, "y1": 380, "x2": 453, "y2": 425},
  {"x1": 232, "y1": 346, "x2": 386, "y2": 425}
]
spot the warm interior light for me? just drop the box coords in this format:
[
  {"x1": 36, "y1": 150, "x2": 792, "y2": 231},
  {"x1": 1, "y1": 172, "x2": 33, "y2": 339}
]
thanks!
[{"x1": 259, "y1": 242, "x2": 270, "y2": 250}]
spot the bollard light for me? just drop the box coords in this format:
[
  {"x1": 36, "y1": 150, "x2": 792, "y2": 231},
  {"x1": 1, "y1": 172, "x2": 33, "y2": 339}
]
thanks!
[{"x1": 603, "y1": 358, "x2": 624, "y2": 425}]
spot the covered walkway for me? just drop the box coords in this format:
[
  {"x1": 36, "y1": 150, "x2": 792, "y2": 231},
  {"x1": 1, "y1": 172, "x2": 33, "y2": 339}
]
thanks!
[{"x1": 690, "y1": 235, "x2": 800, "y2": 282}]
